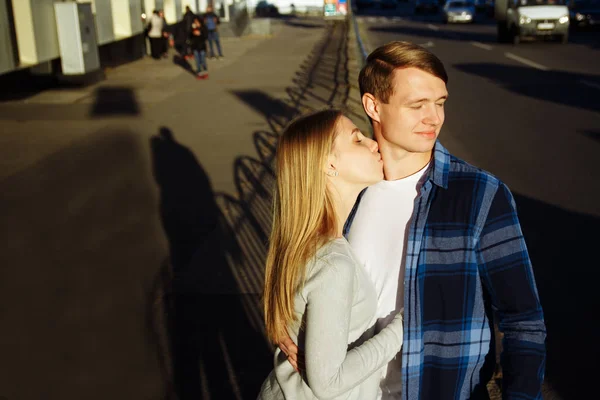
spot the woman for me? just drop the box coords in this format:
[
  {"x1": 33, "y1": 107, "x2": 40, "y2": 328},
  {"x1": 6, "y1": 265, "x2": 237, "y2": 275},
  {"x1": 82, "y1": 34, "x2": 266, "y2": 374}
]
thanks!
[
  {"x1": 259, "y1": 110, "x2": 404, "y2": 399},
  {"x1": 147, "y1": 10, "x2": 164, "y2": 60}
]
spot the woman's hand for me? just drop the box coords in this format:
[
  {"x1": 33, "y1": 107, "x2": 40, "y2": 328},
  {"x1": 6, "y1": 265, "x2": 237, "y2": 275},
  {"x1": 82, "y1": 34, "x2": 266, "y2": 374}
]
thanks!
[{"x1": 278, "y1": 335, "x2": 304, "y2": 373}]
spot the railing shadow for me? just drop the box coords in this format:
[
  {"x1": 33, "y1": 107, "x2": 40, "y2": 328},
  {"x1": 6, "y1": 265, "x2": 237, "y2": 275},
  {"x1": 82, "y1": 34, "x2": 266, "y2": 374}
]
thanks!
[
  {"x1": 149, "y1": 127, "x2": 273, "y2": 399},
  {"x1": 148, "y1": 19, "x2": 362, "y2": 400}
]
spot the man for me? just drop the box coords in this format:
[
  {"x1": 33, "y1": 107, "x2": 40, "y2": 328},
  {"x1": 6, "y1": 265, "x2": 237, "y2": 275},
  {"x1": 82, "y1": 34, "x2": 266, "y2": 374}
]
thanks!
[
  {"x1": 203, "y1": 5, "x2": 224, "y2": 59},
  {"x1": 182, "y1": 6, "x2": 197, "y2": 59},
  {"x1": 281, "y1": 41, "x2": 546, "y2": 399}
]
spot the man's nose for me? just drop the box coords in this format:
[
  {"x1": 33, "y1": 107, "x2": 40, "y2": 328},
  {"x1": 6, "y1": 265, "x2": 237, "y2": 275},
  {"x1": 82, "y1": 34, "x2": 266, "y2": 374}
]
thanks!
[{"x1": 423, "y1": 104, "x2": 441, "y2": 126}]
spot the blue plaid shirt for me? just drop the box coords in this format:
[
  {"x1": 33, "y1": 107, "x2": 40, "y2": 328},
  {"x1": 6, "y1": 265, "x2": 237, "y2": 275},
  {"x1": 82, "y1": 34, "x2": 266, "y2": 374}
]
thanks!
[{"x1": 345, "y1": 142, "x2": 546, "y2": 400}]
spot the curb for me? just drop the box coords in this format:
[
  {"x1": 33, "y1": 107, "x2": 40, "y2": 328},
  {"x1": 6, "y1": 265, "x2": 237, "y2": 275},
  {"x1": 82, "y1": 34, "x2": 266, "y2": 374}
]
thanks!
[{"x1": 349, "y1": 3, "x2": 368, "y2": 66}]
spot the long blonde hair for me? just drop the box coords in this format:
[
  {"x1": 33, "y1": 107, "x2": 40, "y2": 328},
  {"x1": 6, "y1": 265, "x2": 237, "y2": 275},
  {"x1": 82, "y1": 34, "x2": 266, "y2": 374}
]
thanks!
[{"x1": 263, "y1": 109, "x2": 342, "y2": 344}]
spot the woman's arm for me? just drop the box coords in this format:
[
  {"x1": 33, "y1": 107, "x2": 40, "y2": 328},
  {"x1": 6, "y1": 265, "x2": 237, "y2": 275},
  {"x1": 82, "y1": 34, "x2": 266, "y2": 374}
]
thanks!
[{"x1": 303, "y1": 254, "x2": 403, "y2": 399}]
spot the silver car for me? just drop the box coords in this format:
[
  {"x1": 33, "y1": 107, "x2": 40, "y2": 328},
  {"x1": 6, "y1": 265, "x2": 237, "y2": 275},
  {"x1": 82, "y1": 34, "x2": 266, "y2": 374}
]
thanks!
[{"x1": 444, "y1": 0, "x2": 477, "y2": 22}]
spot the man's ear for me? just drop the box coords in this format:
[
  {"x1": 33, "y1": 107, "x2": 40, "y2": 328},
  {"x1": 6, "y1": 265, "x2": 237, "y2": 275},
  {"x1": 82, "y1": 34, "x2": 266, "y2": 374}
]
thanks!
[{"x1": 362, "y1": 93, "x2": 380, "y2": 124}]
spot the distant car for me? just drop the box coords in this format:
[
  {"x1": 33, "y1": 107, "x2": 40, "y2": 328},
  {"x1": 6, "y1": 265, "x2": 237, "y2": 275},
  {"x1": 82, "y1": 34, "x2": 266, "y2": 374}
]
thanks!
[
  {"x1": 415, "y1": 0, "x2": 440, "y2": 13},
  {"x1": 255, "y1": 0, "x2": 279, "y2": 17},
  {"x1": 443, "y1": 0, "x2": 476, "y2": 22},
  {"x1": 569, "y1": 0, "x2": 600, "y2": 29}
]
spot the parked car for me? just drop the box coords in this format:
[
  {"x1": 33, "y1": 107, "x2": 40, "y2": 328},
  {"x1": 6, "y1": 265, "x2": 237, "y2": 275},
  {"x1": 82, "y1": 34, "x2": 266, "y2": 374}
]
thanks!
[
  {"x1": 443, "y1": 0, "x2": 476, "y2": 22},
  {"x1": 415, "y1": 0, "x2": 440, "y2": 13},
  {"x1": 569, "y1": 0, "x2": 600, "y2": 29}
]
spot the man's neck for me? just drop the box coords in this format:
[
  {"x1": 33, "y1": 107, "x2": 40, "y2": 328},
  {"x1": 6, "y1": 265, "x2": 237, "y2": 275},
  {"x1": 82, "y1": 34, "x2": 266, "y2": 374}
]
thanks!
[{"x1": 380, "y1": 145, "x2": 433, "y2": 182}]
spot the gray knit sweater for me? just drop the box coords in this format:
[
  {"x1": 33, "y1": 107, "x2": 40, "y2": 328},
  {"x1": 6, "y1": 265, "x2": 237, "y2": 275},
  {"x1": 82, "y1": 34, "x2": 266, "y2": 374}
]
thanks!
[{"x1": 258, "y1": 238, "x2": 403, "y2": 400}]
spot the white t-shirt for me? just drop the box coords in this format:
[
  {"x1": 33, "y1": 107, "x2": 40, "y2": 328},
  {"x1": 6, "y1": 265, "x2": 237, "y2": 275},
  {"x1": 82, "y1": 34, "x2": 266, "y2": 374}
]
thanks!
[{"x1": 347, "y1": 162, "x2": 430, "y2": 397}]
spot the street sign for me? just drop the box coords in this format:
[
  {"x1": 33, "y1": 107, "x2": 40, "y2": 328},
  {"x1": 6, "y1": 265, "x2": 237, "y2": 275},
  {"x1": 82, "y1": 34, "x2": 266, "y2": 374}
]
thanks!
[{"x1": 324, "y1": 0, "x2": 347, "y2": 18}]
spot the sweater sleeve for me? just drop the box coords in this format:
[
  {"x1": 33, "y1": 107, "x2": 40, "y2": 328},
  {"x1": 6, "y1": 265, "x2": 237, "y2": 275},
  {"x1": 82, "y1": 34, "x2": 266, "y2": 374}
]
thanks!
[{"x1": 304, "y1": 253, "x2": 403, "y2": 400}]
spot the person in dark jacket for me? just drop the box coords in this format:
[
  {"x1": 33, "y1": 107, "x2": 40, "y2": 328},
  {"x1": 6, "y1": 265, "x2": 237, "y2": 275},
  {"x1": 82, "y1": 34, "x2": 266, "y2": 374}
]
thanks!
[
  {"x1": 189, "y1": 17, "x2": 209, "y2": 79},
  {"x1": 158, "y1": 9, "x2": 169, "y2": 58},
  {"x1": 203, "y1": 5, "x2": 224, "y2": 59},
  {"x1": 182, "y1": 6, "x2": 196, "y2": 58}
]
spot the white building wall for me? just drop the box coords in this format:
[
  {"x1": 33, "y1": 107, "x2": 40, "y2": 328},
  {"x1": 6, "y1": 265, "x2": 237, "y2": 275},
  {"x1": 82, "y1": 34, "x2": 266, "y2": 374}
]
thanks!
[{"x1": 81, "y1": 0, "x2": 116, "y2": 45}]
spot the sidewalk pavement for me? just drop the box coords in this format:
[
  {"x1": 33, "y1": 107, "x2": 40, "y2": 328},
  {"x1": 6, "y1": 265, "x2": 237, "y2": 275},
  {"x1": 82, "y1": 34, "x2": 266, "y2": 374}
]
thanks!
[{"x1": 0, "y1": 16, "x2": 368, "y2": 400}]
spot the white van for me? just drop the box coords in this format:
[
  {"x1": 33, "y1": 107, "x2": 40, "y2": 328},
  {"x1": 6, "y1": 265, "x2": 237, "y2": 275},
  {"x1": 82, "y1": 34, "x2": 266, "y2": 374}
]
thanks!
[{"x1": 496, "y1": 0, "x2": 570, "y2": 43}]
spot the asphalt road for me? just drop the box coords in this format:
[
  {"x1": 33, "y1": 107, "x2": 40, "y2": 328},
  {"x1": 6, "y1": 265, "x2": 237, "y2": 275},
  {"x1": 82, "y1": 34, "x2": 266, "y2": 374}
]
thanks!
[{"x1": 357, "y1": 3, "x2": 600, "y2": 399}]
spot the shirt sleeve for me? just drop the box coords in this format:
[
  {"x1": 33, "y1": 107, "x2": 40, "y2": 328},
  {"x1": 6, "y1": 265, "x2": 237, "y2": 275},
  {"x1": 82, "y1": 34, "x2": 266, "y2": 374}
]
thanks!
[
  {"x1": 476, "y1": 183, "x2": 547, "y2": 400},
  {"x1": 304, "y1": 254, "x2": 404, "y2": 399}
]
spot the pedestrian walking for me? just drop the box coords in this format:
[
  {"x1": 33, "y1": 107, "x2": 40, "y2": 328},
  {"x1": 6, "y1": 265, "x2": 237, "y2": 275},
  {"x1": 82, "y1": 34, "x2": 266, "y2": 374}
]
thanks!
[
  {"x1": 146, "y1": 10, "x2": 164, "y2": 60},
  {"x1": 182, "y1": 6, "x2": 196, "y2": 59},
  {"x1": 158, "y1": 9, "x2": 169, "y2": 59},
  {"x1": 189, "y1": 17, "x2": 209, "y2": 79}
]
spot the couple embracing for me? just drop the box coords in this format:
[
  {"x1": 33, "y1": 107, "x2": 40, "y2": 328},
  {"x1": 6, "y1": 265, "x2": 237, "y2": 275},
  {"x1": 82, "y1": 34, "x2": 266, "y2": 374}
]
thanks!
[{"x1": 258, "y1": 41, "x2": 546, "y2": 400}]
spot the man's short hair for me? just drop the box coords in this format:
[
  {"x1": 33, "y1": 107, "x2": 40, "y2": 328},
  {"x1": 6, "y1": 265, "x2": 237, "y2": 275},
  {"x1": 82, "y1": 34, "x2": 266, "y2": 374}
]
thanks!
[{"x1": 359, "y1": 41, "x2": 448, "y2": 104}]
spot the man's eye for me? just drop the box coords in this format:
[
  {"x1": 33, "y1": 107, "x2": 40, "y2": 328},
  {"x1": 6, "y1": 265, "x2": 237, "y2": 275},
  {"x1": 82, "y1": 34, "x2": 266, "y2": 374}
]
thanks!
[
  {"x1": 436, "y1": 102, "x2": 445, "y2": 107},
  {"x1": 411, "y1": 105, "x2": 423, "y2": 110}
]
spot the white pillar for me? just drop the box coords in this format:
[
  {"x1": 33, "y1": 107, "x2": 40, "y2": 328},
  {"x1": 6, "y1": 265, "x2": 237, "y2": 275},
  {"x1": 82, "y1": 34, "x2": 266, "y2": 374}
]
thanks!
[
  {"x1": 11, "y1": 0, "x2": 60, "y2": 65},
  {"x1": 110, "y1": 0, "x2": 144, "y2": 38},
  {"x1": 163, "y1": 0, "x2": 182, "y2": 23},
  {"x1": 198, "y1": 0, "x2": 208, "y2": 13},
  {"x1": 145, "y1": 0, "x2": 157, "y2": 14},
  {"x1": 0, "y1": 0, "x2": 16, "y2": 74},
  {"x1": 182, "y1": 0, "x2": 197, "y2": 12}
]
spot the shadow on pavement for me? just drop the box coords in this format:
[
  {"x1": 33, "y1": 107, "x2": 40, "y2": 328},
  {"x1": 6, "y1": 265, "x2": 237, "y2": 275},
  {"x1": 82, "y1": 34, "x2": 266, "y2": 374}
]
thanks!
[
  {"x1": 0, "y1": 129, "x2": 170, "y2": 400},
  {"x1": 454, "y1": 63, "x2": 600, "y2": 113},
  {"x1": 172, "y1": 54, "x2": 197, "y2": 76},
  {"x1": 579, "y1": 129, "x2": 600, "y2": 143},
  {"x1": 513, "y1": 193, "x2": 600, "y2": 400},
  {"x1": 149, "y1": 19, "x2": 367, "y2": 398},
  {"x1": 89, "y1": 86, "x2": 141, "y2": 117},
  {"x1": 232, "y1": 18, "x2": 360, "y2": 136},
  {"x1": 150, "y1": 127, "x2": 272, "y2": 399},
  {"x1": 284, "y1": 19, "x2": 326, "y2": 29}
]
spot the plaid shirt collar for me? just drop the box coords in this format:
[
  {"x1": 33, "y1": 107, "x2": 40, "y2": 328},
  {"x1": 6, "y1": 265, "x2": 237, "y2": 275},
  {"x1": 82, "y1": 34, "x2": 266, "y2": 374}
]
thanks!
[{"x1": 429, "y1": 140, "x2": 450, "y2": 190}]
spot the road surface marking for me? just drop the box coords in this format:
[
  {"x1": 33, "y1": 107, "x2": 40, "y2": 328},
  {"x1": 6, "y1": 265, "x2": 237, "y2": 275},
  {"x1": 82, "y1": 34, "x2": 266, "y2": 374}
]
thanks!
[
  {"x1": 419, "y1": 41, "x2": 435, "y2": 48},
  {"x1": 427, "y1": 24, "x2": 440, "y2": 31},
  {"x1": 471, "y1": 41, "x2": 493, "y2": 50},
  {"x1": 504, "y1": 52, "x2": 550, "y2": 71},
  {"x1": 579, "y1": 80, "x2": 600, "y2": 90}
]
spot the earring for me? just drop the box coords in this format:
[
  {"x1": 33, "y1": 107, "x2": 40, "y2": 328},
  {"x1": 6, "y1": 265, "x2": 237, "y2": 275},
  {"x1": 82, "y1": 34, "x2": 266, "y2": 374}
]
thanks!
[{"x1": 327, "y1": 170, "x2": 339, "y2": 177}]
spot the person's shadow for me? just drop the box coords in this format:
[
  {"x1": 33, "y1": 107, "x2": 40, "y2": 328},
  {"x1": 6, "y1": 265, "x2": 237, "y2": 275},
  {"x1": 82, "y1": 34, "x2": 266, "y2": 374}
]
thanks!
[{"x1": 150, "y1": 127, "x2": 272, "y2": 399}]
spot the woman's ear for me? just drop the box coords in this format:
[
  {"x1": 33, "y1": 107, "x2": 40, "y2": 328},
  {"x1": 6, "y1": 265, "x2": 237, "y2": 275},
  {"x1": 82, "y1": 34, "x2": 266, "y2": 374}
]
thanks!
[
  {"x1": 362, "y1": 93, "x2": 380, "y2": 124},
  {"x1": 325, "y1": 153, "x2": 337, "y2": 176}
]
